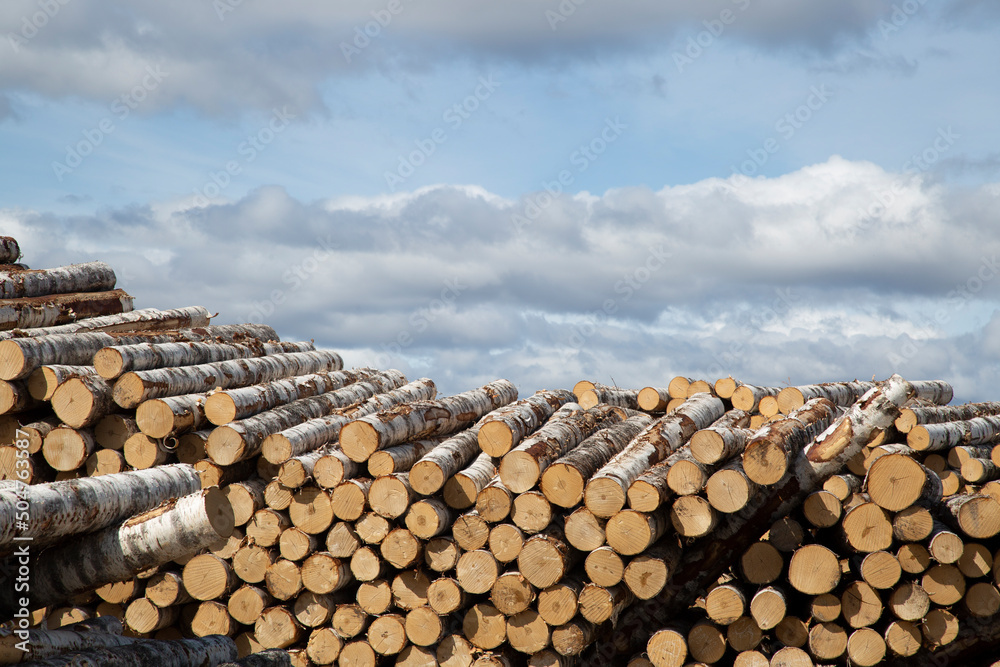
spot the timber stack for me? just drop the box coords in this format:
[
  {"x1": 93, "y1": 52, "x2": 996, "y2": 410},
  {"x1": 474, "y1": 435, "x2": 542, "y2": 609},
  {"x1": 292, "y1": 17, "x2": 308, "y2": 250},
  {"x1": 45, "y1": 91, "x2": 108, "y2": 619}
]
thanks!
[{"x1": 2, "y1": 236, "x2": 1000, "y2": 667}]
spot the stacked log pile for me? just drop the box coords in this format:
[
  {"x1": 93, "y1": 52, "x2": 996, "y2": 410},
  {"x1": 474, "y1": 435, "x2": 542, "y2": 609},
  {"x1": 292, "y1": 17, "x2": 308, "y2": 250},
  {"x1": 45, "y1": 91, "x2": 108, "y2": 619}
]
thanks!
[{"x1": 3, "y1": 237, "x2": 1000, "y2": 667}]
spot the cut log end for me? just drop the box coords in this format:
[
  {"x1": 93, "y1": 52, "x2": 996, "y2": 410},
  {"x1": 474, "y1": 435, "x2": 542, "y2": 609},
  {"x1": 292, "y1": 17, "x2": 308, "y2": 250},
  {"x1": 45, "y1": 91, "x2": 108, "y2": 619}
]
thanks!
[
  {"x1": 584, "y1": 477, "x2": 627, "y2": 518},
  {"x1": 204, "y1": 393, "x2": 238, "y2": 426},
  {"x1": 135, "y1": 399, "x2": 179, "y2": 439},
  {"x1": 341, "y1": 420, "x2": 381, "y2": 462},
  {"x1": 410, "y1": 460, "x2": 446, "y2": 496},
  {"x1": 478, "y1": 420, "x2": 514, "y2": 457}
]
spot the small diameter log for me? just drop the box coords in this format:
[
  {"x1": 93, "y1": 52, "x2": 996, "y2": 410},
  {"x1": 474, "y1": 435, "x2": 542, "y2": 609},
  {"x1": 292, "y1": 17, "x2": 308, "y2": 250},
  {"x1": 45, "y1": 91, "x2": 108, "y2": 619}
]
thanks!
[
  {"x1": 518, "y1": 523, "x2": 580, "y2": 589},
  {"x1": 542, "y1": 414, "x2": 653, "y2": 508},
  {"x1": 705, "y1": 583, "x2": 747, "y2": 625},
  {"x1": 787, "y1": 544, "x2": 841, "y2": 595},
  {"x1": 705, "y1": 458, "x2": 761, "y2": 514},
  {"x1": 922, "y1": 563, "x2": 966, "y2": 606},
  {"x1": 943, "y1": 492, "x2": 1000, "y2": 539},
  {"x1": 749, "y1": 586, "x2": 786, "y2": 630},
  {"x1": 113, "y1": 350, "x2": 344, "y2": 409},
  {"x1": 246, "y1": 508, "x2": 291, "y2": 547},
  {"x1": 125, "y1": 597, "x2": 179, "y2": 633},
  {"x1": 537, "y1": 576, "x2": 584, "y2": 627},
  {"x1": 453, "y1": 510, "x2": 491, "y2": 550},
  {"x1": 333, "y1": 603, "x2": 370, "y2": 639},
  {"x1": 669, "y1": 495, "x2": 716, "y2": 538},
  {"x1": 228, "y1": 585, "x2": 272, "y2": 625},
  {"x1": 424, "y1": 536, "x2": 460, "y2": 573},
  {"x1": 896, "y1": 400, "x2": 1000, "y2": 433},
  {"x1": 183, "y1": 553, "x2": 238, "y2": 601},
  {"x1": 928, "y1": 522, "x2": 964, "y2": 564},
  {"x1": 476, "y1": 476, "x2": 513, "y2": 523},
  {"x1": 85, "y1": 449, "x2": 126, "y2": 477},
  {"x1": 405, "y1": 497, "x2": 453, "y2": 539},
  {"x1": 511, "y1": 489, "x2": 553, "y2": 534},
  {"x1": 405, "y1": 606, "x2": 445, "y2": 647},
  {"x1": 457, "y1": 549, "x2": 500, "y2": 595},
  {"x1": 777, "y1": 380, "x2": 877, "y2": 415},
  {"x1": 586, "y1": 545, "x2": 625, "y2": 587},
  {"x1": 265, "y1": 558, "x2": 303, "y2": 601},
  {"x1": 463, "y1": 603, "x2": 507, "y2": 650},
  {"x1": 489, "y1": 523, "x2": 525, "y2": 563},
  {"x1": 0, "y1": 379, "x2": 43, "y2": 413},
  {"x1": 232, "y1": 544, "x2": 276, "y2": 584},
  {"x1": 551, "y1": 618, "x2": 598, "y2": 657},
  {"x1": 957, "y1": 542, "x2": 992, "y2": 578},
  {"x1": 0, "y1": 260, "x2": 116, "y2": 299},
  {"x1": 368, "y1": 437, "x2": 441, "y2": 477},
  {"x1": 27, "y1": 364, "x2": 95, "y2": 401},
  {"x1": 884, "y1": 620, "x2": 922, "y2": 657},
  {"x1": 123, "y1": 433, "x2": 169, "y2": 470},
  {"x1": 14, "y1": 488, "x2": 234, "y2": 613},
  {"x1": 802, "y1": 489, "x2": 842, "y2": 528},
  {"x1": 646, "y1": 624, "x2": 689, "y2": 667},
  {"x1": 564, "y1": 506, "x2": 606, "y2": 551},
  {"x1": 94, "y1": 414, "x2": 139, "y2": 451},
  {"x1": 311, "y1": 448, "x2": 362, "y2": 490},
  {"x1": 584, "y1": 393, "x2": 724, "y2": 517},
  {"x1": 847, "y1": 627, "x2": 886, "y2": 667},
  {"x1": 331, "y1": 478, "x2": 371, "y2": 522},
  {"x1": 961, "y1": 457, "x2": 1000, "y2": 483},
  {"x1": 841, "y1": 580, "x2": 883, "y2": 628},
  {"x1": 427, "y1": 577, "x2": 466, "y2": 615},
  {"x1": 579, "y1": 582, "x2": 632, "y2": 624},
  {"x1": 730, "y1": 384, "x2": 781, "y2": 413},
  {"x1": 443, "y1": 451, "x2": 496, "y2": 509},
  {"x1": 95, "y1": 339, "x2": 314, "y2": 381},
  {"x1": 381, "y1": 527, "x2": 424, "y2": 569},
  {"x1": 667, "y1": 376, "x2": 693, "y2": 399},
  {"x1": 491, "y1": 570, "x2": 536, "y2": 616},
  {"x1": 856, "y1": 550, "x2": 902, "y2": 590},
  {"x1": 408, "y1": 427, "x2": 485, "y2": 497},
  {"x1": 207, "y1": 372, "x2": 404, "y2": 465},
  {"x1": 368, "y1": 472, "x2": 416, "y2": 519},
  {"x1": 0, "y1": 462, "x2": 201, "y2": 553},
  {"x1": 224, "y1": 478, "x2": 267, "y2": 527},
  {"x1": 623, "y1": 538, "x2": 682, "y2": 600},
  {"x1": 808, "y1": 621, "x2": 848, "y2": 661},
  {"x1": 293, "y1": 590, "x2": 335, "y2": 628},
  {"x1": 908, "y1": 414, "x2": 1000, "y2": 451},
  {"x1": 146, "y1": 571, "x2": 193, "y2": 607},
  {"x1": 301, "y1": 552, "x2": 352, "y2": 594},
  {"x1": 263, "y1": 379, "x2": 437, "y2": 466},
  {"x1": 842, "y1": 501, "x2": 894, "y2": 553},
  {"x1": 741, "y1": 398, "x2": 840, "y2": 485},
  {"x1": 506, "y1": 608, "x2": 551, "y2": 654},
  {"x1": 135, "y1": 394, "x2": 211, "y2": 439},
  {"x1": 306, "y1": 628, "x2": 343, "y2": 665},
  {"x1": 256, "y1": 606, "x2": 303, "y2": 649},
  {"x1": 865, "y1": 452, "x2": 942, "y2": 511},
  {"x1": 358, "y1": 578, "x2": 393, "y2": 615},
  {"x1": 340, "y1": 379, "x2": 518, "y2": 462},
  {"x1": 689, "y1": 425, "x2": 753, "y2": 467},
  {"x1": 637, "y1": 386, "x2": 671, "y2": 412},
  {"x1": 325, "y1": 521, "x2": 361, "y2": 559},
  {"x1": 288, "y1": 486, "x2": 334, "y2": 535},
  {"x1": 889, "y1": 581, "x2": 931, "y2": 621},
  {"x1": 605, "y1": 508, "x2": 669, "y2": 556},
  {"x1": 355, "y1": 511, "x2": 391, "y2": 544},
  {"x1": 478, "y1": 389, "x2": 576, "y2": 457}
]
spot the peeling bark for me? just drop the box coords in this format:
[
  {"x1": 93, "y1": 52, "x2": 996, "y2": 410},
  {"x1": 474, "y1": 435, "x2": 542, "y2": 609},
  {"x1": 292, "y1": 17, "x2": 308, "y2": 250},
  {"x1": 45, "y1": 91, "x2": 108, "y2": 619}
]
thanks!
[
  {"x1": 741, "y1": 398, "x2": 841, "y2": 485},
  {"x1": 477, "y1": 389, "x2": 576, "y2": 456},
  {"x1": 95, "y1": 339, "x2": 312, "y2": 380},
  {"x1": 0, "y1": 290, "x2": 134, "y2": 332},
  {"x1": 410, "y1": 428, "x2": 483, "y2": 496},
  {"x1": 0, "y1": 261, "x2": 116, "y2": 299},
  {"x1": 0, "y1": 306, "x2": 211, "y2": 340}
]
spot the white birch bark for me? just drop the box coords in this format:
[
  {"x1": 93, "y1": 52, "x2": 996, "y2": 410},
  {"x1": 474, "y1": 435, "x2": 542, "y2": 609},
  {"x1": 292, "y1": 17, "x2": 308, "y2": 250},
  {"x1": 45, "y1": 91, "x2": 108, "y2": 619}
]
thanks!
[
  {"x1": 777, "y1": 381, "x2": 877, "y2": 414},
  {"x1": 10, "y1": 487, "x2": 234, "y2": 612},
  {"x1": 113, "y1": 350, "x2": 344, "y2": 409},
  {"x1": 477, "y1": 389, "x2": 576, "y2": 456},
  {"x1": 741, "y1": 398, "x2": 842, "y2": 485},
  {"x1": 368, "y1": 437, "x2": 443, "y2": 477},
  {"x1": 896, "y1": 401, "x2": 1000, "y2": 433},
  {"x1": 0, "y1": 306, "x2": 211, "y2": 340},
  {"x1": 0, "y1": 380, "x2": 41, "y2": 413},
  {"x1": 577, "y1": 387, "x2": 641, "y2": 411},
  {"x1": 730, "y1": 384, "x2": 781, "y2": 412},
  {"x1": 95, "y1": 339, "x2": 313, "y2": 380},
  {"x1": 206, "y1": 371, "x2": 406, "y2": 465},
  {"x1": 135, "y1": 393, "x2": 210, "y2": 439},
  {"x1": 907, "y1": 415, "x2": 1000, "y2": 451},
  {"x1": 340, "y1": 379, "x2": 518, "y2": 462},
  {"x1": 50, "y1": 374, "x2": 116, "y2": 428},
  {"x1": 0, "y1": 463, "x2": 202, "y2": 554},
  {"x1": 0, "y1": 324, "x2": 278, "y2": 380},
  {"x1": 0, "y1": 261, "x2": 116, "y2": 299},
  {"x1": 0, "y1": 620, "x2": 138, "y2": 663},
  {"x1": 410, "y1": 429, "x2": 484, "y2": 495},
  {"x1": 28, "y1": 364, "x2": 96, "y2": 401},
  {"x1": 205, "y1": 367, "x2": 396, "y2": 425},
  {"x1": 0, "y1": 289, "x2": 133, "y2": 332},
  {"x1": 262, "y1": 378, "x2": 437, "y2": 465}
]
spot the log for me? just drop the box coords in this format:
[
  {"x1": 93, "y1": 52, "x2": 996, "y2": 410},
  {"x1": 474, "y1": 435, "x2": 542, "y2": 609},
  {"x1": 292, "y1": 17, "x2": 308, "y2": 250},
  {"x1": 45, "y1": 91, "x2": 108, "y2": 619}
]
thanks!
[
  {"x1": 256, "y1": 606, "x2": 302, "y2": 650},
  {"x1": 424, "y1": 536, "x2": 460, "y2": 572},
  {"x1": 808, "y1": 621, "x2": 848, "y2": 660},
  {"x1": 354, "y1": 511, "x2": 391, "y2": 544},
  {"x1": 896, "y1": 401, "x2": 1000, "y2": 433},
  {"x1": 453, "y1": 510, "x2": 490, "y2": 550},
  {"x1": 463, "y1": 603, "x2": 507, "y2": 650},
  {"x1": 705, "y1": 458, "x2": 761, "y2": 514},
  {"x1": 705, "y1": 582, "x2": 746, "y2": 625},
  {"x1": 741, "y1": 398, "x2": 840, "y2": 485},
  {"x1": 41, "y1": 426, "x2": 96, "y2": 471},
  {"x1": 367, "y1": 613, "x2": 407, "y2": 655},
  {"x1": 0, "y1": 305, "x2": 211, "y2": 341},
  {"x1": 776, "y1": 380, "x2": 878, "y2": 415},
  {"x1": 457, "y1": 549, "x2": 500, "y2": 595},
  {"x1": 0, "y1": 323, "x2": 278, "y2": 380},
  {"x1": 908, "y1": 415, "x2": 1000, "y2": 451},
  {"x1": 551, "y1": 618, "x2": 598, "y2": 656},
  {"x1": 943, "y1": 492, "x2": 1000, "y2": 539},
  {"x1": 0, "y1": 380, "x2": 42, "y2": 413},
  {"x1": 478, "y1": 389, "x2": 577, "y2": 456},
  {"x1": 264, "y1": 559, "x2": 303, "y2": 601},
  {"x1": 605, "y1": 508, "x2": 669, "y2": 556},
  {"x1": 135, "y1": 394, "x2": 211, "y2": 440},
  {"x1": 145, "y1": 571, "x2": 192, "y2": 608},
  {"x1": 511, "y1": 489, "x2": 553, "y2": 534},
  {"x1": 94, "y1": 414, "x2": 139, "y2": 451},
  {"x1": 350, "y1": 546, "x2": 385, "y2": 582},
  {"x1": 10, "y1": 635, "x2": 238, "y2": 666},
  {"x1": 856, "y1": 550, "x2": 901, "y2": 590},
  {"x1": 95, "y1": 339, "x2": 313, "y2": 381},
  {"x1": 517, "y1": 524, "x2": 579, "y2": 589},
  {"x1": 340, "y1": 379, "x2": 518, "y2": 462},
  {"x1": 688, "y1": 414, "x2": 752, "y2": 466},
  {"x1": 578, "y1": 386, "x2": 640, "y2": 410},
  {"x1": 113, "y1": 350, "x2": 343, "y2": 409},
  {"x1": 405, "y1": 497, "x2": 453, "y2": 539},
  {"x1": 0, "y1": 261, "x2": 116, "y2": 298},
  {"x1": 0, "y1": 463, "x2": 201, "y2": 554},
  {"x1": 443, "y1": 451, "x2": 496, "y2": 509},
  {"x1": 537, "y1": 576, "x2": 583, "y2": 627},
  {"x1": 730, "y1": 385, "x2": 780, "y2": 413},
  {"x1": 11, "y1": 487, "x2": 234, "y2": 613},
  {"x1": 637, "y1": 386, "x2": 671, "y2": 412},
  {"x1": 368, "y1": 437, "x2": 441, "y2": 477},
  {"x1": 579, "y1": 582, "x2": 632, "y2": 624},
  {"x1": 506, "y1": 609, "x2": 550, "y2": 654},
  {"x1": 404, "y1": 606, "x2": 444, "y2": 647},
  {"x1": 842, "y1": 501, "x2": 893, "y2": 553},
  {"x1": 0, "y1": 618, "x2": 138, "y2": 662},
  {"x1": 748, "y1": 585, "x2": 786, "y2": 630},
  {"x1": 125, "y1": 598, "x2": 179, "y2": 633},
  {"x1": 668, "y1": 494, "x2": 716, "y2": 538},
  {"x1": 381, "y1": 527, "x2": 423, "y2": 569},
  {"x1": 476, "y1": 476, "x2": 513, "y2": 523},
  {"x1": 541, "y1": 414, "x2": 653, "y2": 508},
  {"x1": 409, "y1": 428, "x2": 483, "y2": 496},
  {"x1": 489, "y1": 523, "x2": 525, "y2": 563},
  {"x1": 0, "y1": 238, "x2": 18, "y2": 263},
  {"x1": 623, "y1": 538, "x2": 682, "y2": 600},
  {"x1": 585, "y1": 545, "x2": 625, "y2": 587},
  {"x1": 841, "y1": 580, "x2": 882, "y2": 628},
  {"x1": 28, "y1": 364, "x2": 97, "y2": 401},
  {"x1": 584, "y1": 393, "x2": 724, "y2": 517},
  {"x1": 427, "y1": 577, "x2": 465, "y2": 615},
  {"x1": 261, "y1": 377, "x2": 437, "y2": 465},
  {"x1": 490, "y1": 570, "x2": 535, "y2": 616}
]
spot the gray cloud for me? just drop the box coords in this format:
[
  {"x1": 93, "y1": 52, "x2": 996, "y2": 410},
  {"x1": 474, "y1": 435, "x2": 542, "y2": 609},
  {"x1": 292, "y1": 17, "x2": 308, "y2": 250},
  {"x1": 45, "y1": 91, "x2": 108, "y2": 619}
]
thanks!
[
  {"x1": 3, "y1": 156, "x2": 999, "y2": 399},
  {"x1": 0, "y1": 0, "x2": 934, "y2": 116}
]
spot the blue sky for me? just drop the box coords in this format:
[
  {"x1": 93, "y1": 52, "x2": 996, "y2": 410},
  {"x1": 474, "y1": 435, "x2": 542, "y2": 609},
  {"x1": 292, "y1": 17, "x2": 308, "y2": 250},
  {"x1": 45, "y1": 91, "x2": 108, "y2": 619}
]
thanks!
[{"x1": 1, "y1": 1, "x2": 999, "y2": 400}]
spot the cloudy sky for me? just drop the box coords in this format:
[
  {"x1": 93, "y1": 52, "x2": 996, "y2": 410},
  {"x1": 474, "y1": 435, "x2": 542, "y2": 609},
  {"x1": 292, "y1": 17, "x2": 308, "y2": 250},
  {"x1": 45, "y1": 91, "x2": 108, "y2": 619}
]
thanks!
[{"x1": 1, "y1": 1, "x2": 999, "y2": 401}]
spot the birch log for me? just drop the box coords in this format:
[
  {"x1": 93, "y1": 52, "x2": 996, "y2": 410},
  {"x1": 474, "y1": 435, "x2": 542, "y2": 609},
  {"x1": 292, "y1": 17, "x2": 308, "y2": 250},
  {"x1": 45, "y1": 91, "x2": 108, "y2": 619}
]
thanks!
[
  {"x1": 688, "y1": 409, "x2": 752, "y2": 465},
  {"x1": 730, "y1": 385, "x2": 781, "y2": 413},
  {"x1": 0, "y1": 324, "x2": 278, "y2": 380},
  {"x1": 50, "y1": 374, "x2": 116, "y2": 428},
  {"x1": 0, "y1": 619, "x2": 138, "y2": 663},
  {"x1": 261, "y1": 378, "x2": 436, "y2": 465},
  {"x1": 896, "y1": 401, "x2": 1000, "y2": 433},
  {"x1": 204, "y1": 367, "x2": 392, "y2": 426},
  {"x1": 741, "y1": 398, "x2": 841, "y2": 485},
  {"x1": 13, "y1": 636, "x2": 238, "y2": 667},
  {"x1": 0, "y1": 306, "x2": 211, "y2": 340},
  {"x1": 442, "y1": 451, "x2": 496, "y2": 509},
  {"x1": 541, "y1": 414, "x2": 654, "y2": 508},
  {"x1": 0, "y1": 238, "x2": 18, "y2": 264},
  {"x1": 776, "y1": 381, "x2": 878, "y2": 415},
  {"x1": 27, "y1": 364, "x2": 96, "y2": 401},
  {"x1": 0, "y1": 289, "x2": 133, "y2": 332},
  {"x1": 584, "y1": 393, "x2": 724, "y2": 517},
  {"x1": 577, "y1": 387, "x2": 641, "y2": 410},
  {"x1": 206, "y1": 372, "x2": 405, "y2": 465},
  {"x1": 908, "y1": 415, "x2": 1000, "y2": 451},
  {"x1": 410, "y1": 429, "x2": 483, "y2": 496},
  {"x1": 94, "y1": 340, "x2": 313, "y2": 380},
  {"x1": 0, "y1": 261, "x2": 116, "y2": 299},
  {"x1": 113, "y1": 350, "x2": 344, "y2": 409},
  {"x1": 0, "y1": 380, "x2": 41, "y2": 413},
  {"x1": 477, "y1": 389, "x2": 576, "y2": 456},
  {"x1": 136, "y1": 393, "x2": 210, "y2": 439},
  {"x1": 9, "y1": 487, "x2": 234, "y2": 612},
  {"x1": 0, "y1": 463, "x2": 201, "y2": 554},
  {"x1": 340, "y1": 380, "x2": 518, "y2": 462},
  {"x1": 499, "y1": 405, "x2": 623, "y2": 493}
]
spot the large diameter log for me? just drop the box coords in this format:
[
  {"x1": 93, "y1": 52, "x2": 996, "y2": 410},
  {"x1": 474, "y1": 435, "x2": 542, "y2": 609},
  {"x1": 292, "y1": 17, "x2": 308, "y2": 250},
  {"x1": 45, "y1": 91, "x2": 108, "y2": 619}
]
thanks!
[
  {"x1": 11, "y1": 635, "x2": 238, "y2": 666},
  {"x1": 204, "y1": 367, "x2": 390, "y2": 426},
  {"x1": 0, "y1": 323, "x2": 278, "y2": 380},
  {"x1": 340, "y1": 379, "x2": 518, "y2": 462},
  {"x1": 584, "y1": 393, "x2": 724, "y2": 517},
  {"x1": 864, "y1": 453, "x2": 942, "y2": 511},
  {"x1": 541, "y1": 414, "x2": 654, "y2": 508},
  {"x1": 0, "y1": 306, "x2": 211, "y2": 341},
  {"x1": 442, "y1": 450, "x2": 496, "y2": 508},
  {"x1": 113, "y1": 350, "x2": 343, "y2": 409},
  {"x1": 500, "y1": 405, "x2": 623, "y2": 493},
  {"x1": 0, "y1": 463, "x2": 202, "y2": 554},
  {"x1": 776, "y1": 380, "x2": 877, "y2": 415},
  {"x1": 261, "y1": 378, "x2": 437, "y2": 465},
  {"x1": 206, "y1": 371, "x2": 404, "y2": 465},
  {"x1": 741, "y1": 398, "x2": 840, "y2": 485},
  {"x1": 943, "y1": 492, "x2": 1000, "y2": 539},
  {"x1": 136, "y1": 393, "x2": 209, "y2": 439},
  {"x1": 908, "y1": 415, "x2": 1000, "y2": 451},
  {"x1": 95, "y1": 339, "x2": 314, "y2": 381},
  {"x1": 478, "y1": 389, "x2": 576, "y2": 456},
  {"x1": 50, "y1": 374, "x2": 115, "y2": 428},
  {"x1": 9, "y1": 487, "x2": 234, "y2": 613},
  {"x1": 0, "y1": 289, "x2": 134, "y2": 332},
  {"x1": 0, "y1": 261, "x2": 116, "y2": 299}
]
